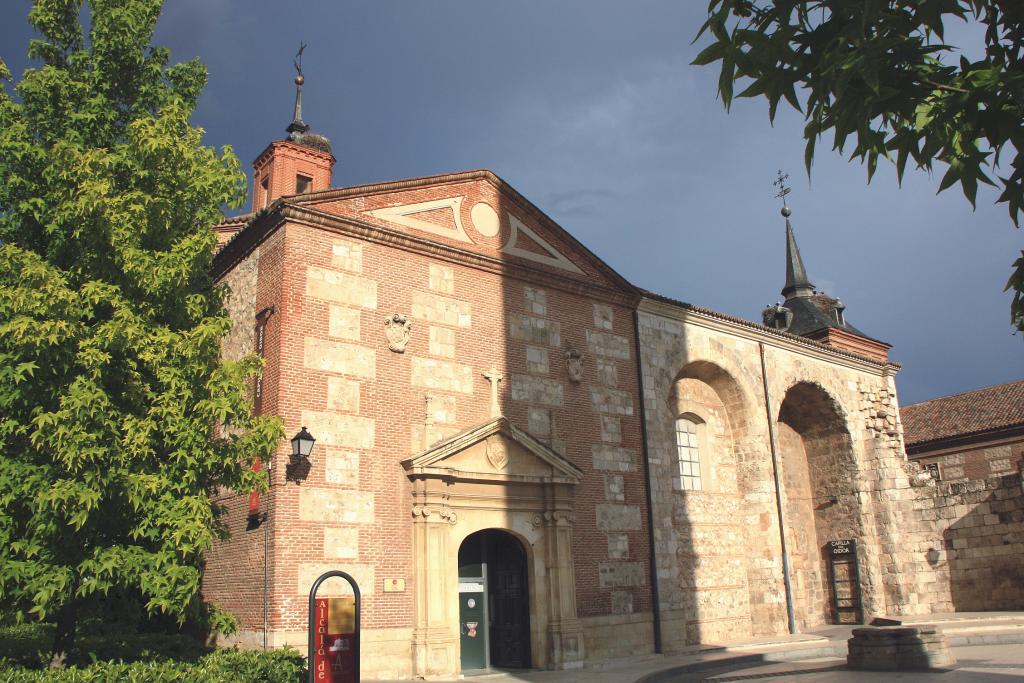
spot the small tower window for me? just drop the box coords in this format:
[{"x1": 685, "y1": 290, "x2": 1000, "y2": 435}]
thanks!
[
  {"x1": 296, "y1": 174, "x2": 312, "y2": 194},
  {"x1": 260, "y1": 176, "x2": 270, "y2": 208},
  {"x1": 675, "y1": 415, "x2": 703, "y2": 491}
]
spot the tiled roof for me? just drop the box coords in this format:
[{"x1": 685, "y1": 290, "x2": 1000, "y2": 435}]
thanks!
[
  {"x1": 214, "y1": 212, "x2": 254, "y2": 229},
  {"x1": 901, "y1": 379, "x2": 1024, "y2": 447}
]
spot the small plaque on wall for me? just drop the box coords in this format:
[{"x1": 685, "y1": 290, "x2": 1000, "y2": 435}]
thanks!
[{"x1": 383, "y1": 578, "x2": 406, "y2": 593}]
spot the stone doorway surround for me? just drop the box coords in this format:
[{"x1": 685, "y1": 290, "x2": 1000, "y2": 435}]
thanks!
[{"x1": 401, "y1": 416, "x2": 584, "y2": 679}]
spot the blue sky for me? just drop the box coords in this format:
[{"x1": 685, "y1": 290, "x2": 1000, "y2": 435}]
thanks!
[{"x1": 3, "y1": 1, "x2": 1021, "y2": 405}]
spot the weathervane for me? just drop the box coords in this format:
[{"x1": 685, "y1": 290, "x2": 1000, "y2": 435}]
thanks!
[
  {"x1": 773, "y1": 169, "x2": 792, "y2": 217},
  {"x1": 288, "y1": 42, "x2": 309, "y2": 136},
  {"x1": 294, "y1": 42, "x2": 306, "y2": 80}
]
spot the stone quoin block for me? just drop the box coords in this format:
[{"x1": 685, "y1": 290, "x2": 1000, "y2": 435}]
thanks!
[
  {"x1": 590, "y1": 387, "x2": 634, "y2": 415},
  {"x1": 510, "y1": 374, "x2": 564, "y2": 406},
  {"x1": 299, "y1": 488, "x2": 374, "y2": 524},
  {"x1": 509, "y1": 313, "x2": 561, "y2": 347},
  {"x1": 410, "y1": 357, "x2": 474, "y2": 393},
  {"x1": 304, "y1": 338, "x2": 376, "y2": 378},
  {"x1": 592, "y1": 445, "x2": 637, "y2": 472},
  {"x1": 596, "y1": 504, "x2": 642, "y2": 531},
  {"x1": 301, "y1": 410, "x2": 375, "y2": 449},
  {"x1": 411, "y1": 291, "x2": 472, "y2": 327},
  {"x1": 428, "y1": 264, "x2": 454, "y2": 294},
  {"x1": 598, "y1": 562, "x2": 645, "y2": 588},
  {"x1": 586, "y1": 329, "x2": 630, "y2": 359},
  {"x1": 331, "y1": 240, "x2": 363, "y2": 272},
  {"x1": 326, "y1": 376, "x2": 360, "y2": 412},
  {"x1": 305, "y1": 265, "x2": 377, "y2": 308},
  {"x1": 324, "y1": 527, "x2": 360, "y2": 559},
  {"x1": 328, "y1": 305, "x2": 362, "y2": 340}
]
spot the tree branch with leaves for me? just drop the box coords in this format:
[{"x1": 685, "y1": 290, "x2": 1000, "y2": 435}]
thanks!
[
  {"x1": 695, "y1": 0, "x2": 1024, "y2": 330},
  {"x1": 0, "y1": 0, "x2": 282, "y2": 667}
]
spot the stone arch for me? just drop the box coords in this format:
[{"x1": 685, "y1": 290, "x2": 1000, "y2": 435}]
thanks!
[
  {"x1": 661, "y1": 360, "x2": 759, "y2": 644},
  {"x1": 776, "y1": 381, "x2": 861, "y2": 629},
  {"x1": 674, "y1": 360, "x2": 753, "y2": 441}
]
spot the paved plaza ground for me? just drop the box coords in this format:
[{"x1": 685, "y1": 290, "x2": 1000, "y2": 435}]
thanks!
[
  {"x1": 672, "y1": 644, "x2": 1024, "y2": 682},
  {"x1": 374, "y1": 613, "x2": 1024, "y2": 683}
]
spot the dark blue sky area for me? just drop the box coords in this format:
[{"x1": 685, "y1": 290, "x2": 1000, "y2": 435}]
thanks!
[{"x1": 3, "y1": 1, "x2": 1021, "y2": 405}]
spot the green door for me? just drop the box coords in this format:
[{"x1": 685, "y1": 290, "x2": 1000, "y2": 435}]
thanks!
[{"x1": 459, "y1": 581, "x2": 487, "y2": 670}]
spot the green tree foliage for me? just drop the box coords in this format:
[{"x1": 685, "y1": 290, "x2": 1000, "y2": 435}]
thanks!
[
  {"x1": 0, "y1": 0, "x2": 282, "y2": 666},
  {"x1": 695, "y1": 1, "x2": 1024, "y2": 330}
]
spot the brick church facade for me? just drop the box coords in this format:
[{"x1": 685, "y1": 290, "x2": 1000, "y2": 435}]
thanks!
[{"x1": 202, "y1": 80, "x2": 1024, "y2": 678}]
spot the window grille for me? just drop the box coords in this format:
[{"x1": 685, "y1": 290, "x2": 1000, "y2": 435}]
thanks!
[{"x1": 675, "y1": 416, "x2": 702, "y2": 491}]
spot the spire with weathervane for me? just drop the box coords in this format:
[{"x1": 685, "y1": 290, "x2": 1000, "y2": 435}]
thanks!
[
  {"x1": 775, "y1": 171, "x2": 815, "y2": 300},
  {"x1": 761, "y1": 171, "x2": 891, "y2": 362},
  {"x1": 287, "y1": 43, "x2": 310, "y2": 138},
  {"x1": 249, "y1": 43, "x2": 335, "y2": 212}
]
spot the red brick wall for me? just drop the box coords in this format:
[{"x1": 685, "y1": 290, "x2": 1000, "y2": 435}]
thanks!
[
  {"x1": 912, "y1": 436, "x2": 1024, "y2": 483},
  {"x1": 203, "y1": 229, "x2": 286, "y2": 632},
  {"x1": 276, "y1": 236, "x2": 645, "y2": 622},
  {"x1": 252, "y1": 141, "x2": 334, "y2": 211},
  {"x1": 206, "y1": 171, "x2": 652, "y2": 638}
]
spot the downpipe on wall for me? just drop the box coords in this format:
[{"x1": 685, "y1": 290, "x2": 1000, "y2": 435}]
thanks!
[
  {"x1": 759, "y1": 342, "x2": 797, "y2": 635},
  {"x1": 633, "y1": 309, "x2": 663, "y2": 654}
]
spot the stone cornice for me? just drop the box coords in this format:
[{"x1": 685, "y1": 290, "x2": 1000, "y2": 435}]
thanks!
[
  {"x1": 213, "y1": 201, "x2": 639, "y2": 307},
  {"x1": 252, "y1": 139, "x2": 336, "y2": 167},
  {"x1": 639, "y1": 296, "x2": 900, "y2": 377}
]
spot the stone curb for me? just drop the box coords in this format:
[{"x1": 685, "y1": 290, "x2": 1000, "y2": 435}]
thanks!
[
  {"x1": 947, "y1": 631, "x2": 1024, "y2": 646},
  {"x1": 632, "y1": 630, "x2": 1024, "y2": 683},
  {"x1": 633, "y1": 644, "x2": 846, "y2": 683}
]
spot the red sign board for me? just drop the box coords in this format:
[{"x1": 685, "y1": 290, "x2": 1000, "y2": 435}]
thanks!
[{"x1": 313, "y1": 597, "x2": 356, "y2": 682}]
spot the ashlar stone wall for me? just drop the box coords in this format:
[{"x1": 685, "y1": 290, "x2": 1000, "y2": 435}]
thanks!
[
  {"x1": 637, "y1": 298, "x2": 921, "y2": 650},
  {"x1": 897, "y1": 467, "x2": 1024, "y2": 613}
]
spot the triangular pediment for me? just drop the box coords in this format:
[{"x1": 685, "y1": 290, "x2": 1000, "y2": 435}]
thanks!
[
  {"x1": 401, "y1": 416, "x2": 583, "y2": 485},
  {"x1": 275, "y1": 170, "x2": 635, "y2": 296}
]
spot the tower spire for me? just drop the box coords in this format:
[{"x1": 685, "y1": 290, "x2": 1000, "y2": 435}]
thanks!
[
  {"x1": 287, "y1": 42, "x2": 309, "y2": 137},
  {"x1": 248, "y1": 42, "x2": 334, "y2": 211},
  {"x1": 774, "y1": 170, "x2": 814, "y2": 299}
]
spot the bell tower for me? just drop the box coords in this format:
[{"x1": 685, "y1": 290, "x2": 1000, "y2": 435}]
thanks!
[
  {"x1": 251, "y1": 44, "x2": 335, "y2": 211},
  {"x1": 761, "y1": 171, "x2": 891, "y2": 362}
]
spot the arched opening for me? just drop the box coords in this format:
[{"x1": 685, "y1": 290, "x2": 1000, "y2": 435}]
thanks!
[
  {"x1": 777, "y1": 381, "x2": 858, "y2": 629},
  {"x1": 659, "y1": 361, "x2": 760, "y2": 646},
  {"x1": 457, "y1": 529, "x2": 531, "y2": 672}
]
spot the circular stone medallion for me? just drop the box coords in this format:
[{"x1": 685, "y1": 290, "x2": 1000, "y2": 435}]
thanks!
[{"x1": 470, "y1": 201, "x2": 500, "y2": 237}]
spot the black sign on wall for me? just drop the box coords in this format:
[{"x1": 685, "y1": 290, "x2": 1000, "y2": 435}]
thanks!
[{"x1": 826, "y1": 539, "x2": 863, "y2": 624}]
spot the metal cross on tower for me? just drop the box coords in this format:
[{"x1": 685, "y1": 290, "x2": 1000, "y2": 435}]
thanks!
[{"x1": 294, "y1": 42, "x2": 306, "y2": 78}]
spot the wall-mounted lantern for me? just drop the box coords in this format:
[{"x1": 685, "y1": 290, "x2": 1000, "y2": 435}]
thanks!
[
  {"x1": 291, "y1": 426, "x2": 316, "y2": 458},
  {"x1": 287, "y1": 426, "x2": 316, "y2": 483}
]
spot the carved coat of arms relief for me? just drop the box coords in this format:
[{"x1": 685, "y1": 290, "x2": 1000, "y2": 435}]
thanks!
[
  {"x1": 485, "y1": 435, "x2": 509, "y2": 471},
  {"x1": 384, "y1": 313, "x2": 411, "y2": 352}
]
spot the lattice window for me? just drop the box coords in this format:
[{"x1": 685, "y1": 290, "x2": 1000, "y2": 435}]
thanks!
[{"x1": 675, "y1": 415, "x2": 702, "y2": 491}]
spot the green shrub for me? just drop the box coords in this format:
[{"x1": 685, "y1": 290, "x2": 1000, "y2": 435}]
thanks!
[
  {"x1": 0, "y1": 648, "x2": 306, "y2": 682},
  {"x1": 0, "y1": 622, "x2": 209, "y2": 669}
]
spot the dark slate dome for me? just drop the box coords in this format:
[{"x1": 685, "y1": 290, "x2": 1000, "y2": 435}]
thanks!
[{"x1": 289, "y1": 129, "x2": 332, "y2": 155}]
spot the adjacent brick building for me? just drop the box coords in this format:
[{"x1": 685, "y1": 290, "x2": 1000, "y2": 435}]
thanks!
[
  {"x1": 901, "y1": 379, "x2": 1024, "y2": 484},
  {"x1": 202, "y1": 78, "x2": 1024, "y2": 678}
]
